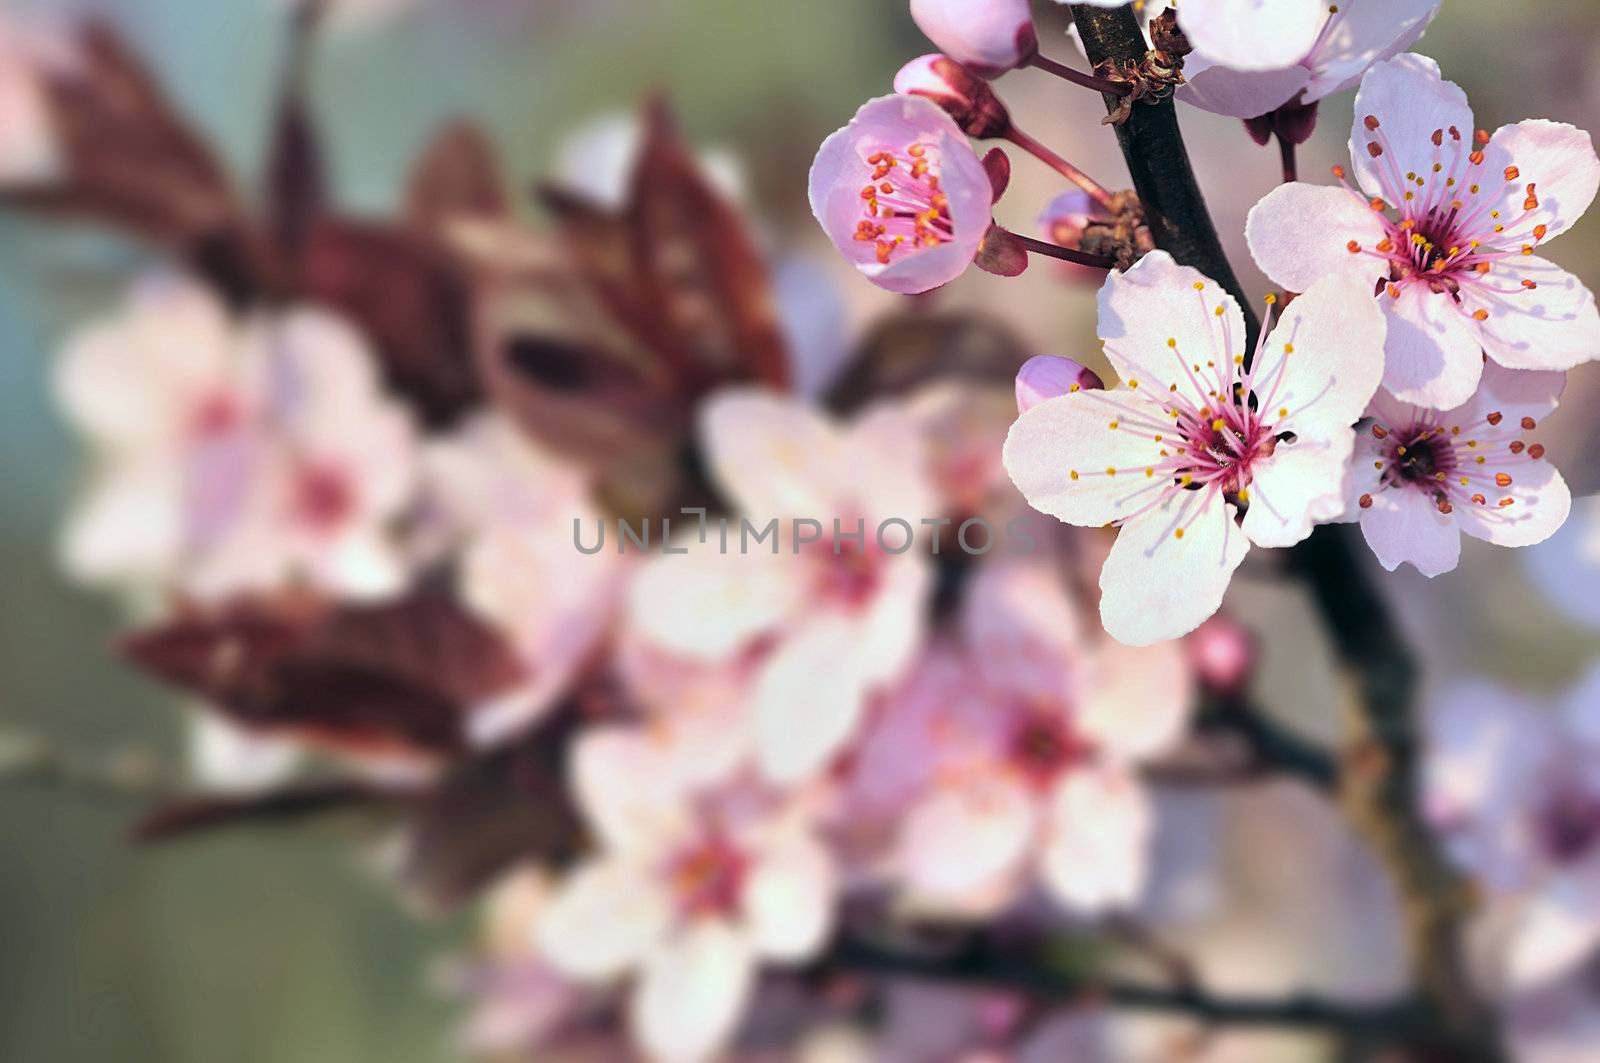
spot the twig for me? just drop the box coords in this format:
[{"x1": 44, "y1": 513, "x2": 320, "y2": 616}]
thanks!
[
  {"x1": 1027, "y1": 53, "x2": 1133, "y2": 97},
  {"x1": 0, "y1": 730, "x2": 173, "y2": 802},
  {"x1": 1192, "y1": 695, "x2": 1339, "y2": 793},
  {"x1": 1008, "y1": 231, "x2": 1118, "y2": 269}
]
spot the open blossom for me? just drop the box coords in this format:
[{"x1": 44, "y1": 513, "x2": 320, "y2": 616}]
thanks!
[
  {"x1": 54, "y1": 274, "x2": 419, "y2": 599},
  {"x1": 1340, "y1": 364, "x2": 1572, "y2": 577},
  {"x1": 810, "y1": 94, "x2": 996, "y2": 295},
  {"x1": 1248, "y1": 54, "x2": 1600, "y2": 408},
  {"x1": 850, "y1": 560, "x2": 1194, "y2": 916},
  {"x1": 1004, "y1": 251, "x2": 1385, "y2": 644},
  {"x1": 628, "y1": 389, "x2": 934, "y2": 783},
  {"x1": 909, "y1": 0, "x2": 1036, "y2": 78},
  {"x1": 538, "y1": 737, "x2": 836, "y2": 1063},
  {"x1": 1425, "y1": 666, "x2": 1600, "y2": 989},
  {"x1": 425, "y1": 414, "x2": 624, "y2": 746},
  {"x1": 1179, "y1": 0, "x2": 1441, "y2": 120}
]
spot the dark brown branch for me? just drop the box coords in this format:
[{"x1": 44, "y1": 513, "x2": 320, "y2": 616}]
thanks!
[{"x1": 1193, "y1": 695, "x2": 1339, "y2": 793}]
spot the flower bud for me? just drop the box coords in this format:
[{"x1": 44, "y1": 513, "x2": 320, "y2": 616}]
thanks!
[
  {"x1": 893, "y1": 54, "x2": 1011, "y2": 139},
  {"x1": 1014, "y1": 355, "x2": 1103, "y2": 413},
  {"x1": 1187, "y1": 615, "x2": 1257, "y2": 697},
  {"x1": 908, "y1": 0, "x2": 1037, "y2": 79}
]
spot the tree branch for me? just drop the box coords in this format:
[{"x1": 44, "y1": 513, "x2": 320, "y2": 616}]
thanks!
[
  {"x1": 1067, "y1": 6, "x2": 1504, "y2": 1059},
  {"x1": 1192, "y1": 694, "x2": 1339, "y2": 793}
]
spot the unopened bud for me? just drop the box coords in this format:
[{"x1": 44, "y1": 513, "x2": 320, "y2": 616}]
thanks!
[
  {"x1": 1015, "y1": 355, "x2": 1103, "y2": 413},
  {"x1": 908, "y1": 0, "x2": 1037, "y2": 79},
  {"x1": 894, "y1": 54, "x2": 1012, "y2": 139},
  {"x1": 1187, "y1": 615, "x2": 1256, "y2": 697}
]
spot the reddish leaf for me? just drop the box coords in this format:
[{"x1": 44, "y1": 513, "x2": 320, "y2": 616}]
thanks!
[
  {"x1": 121, "y1": 590, "x2": 529, "y2": 759},
  {"x1": 405, "y1": 119, "x2": 509, "y2": 235},
  {"x1": 825, "y1": 311, "x2": 1031, "y2": 414}
]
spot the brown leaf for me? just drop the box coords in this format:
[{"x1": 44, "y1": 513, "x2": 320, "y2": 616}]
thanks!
[
  {"x1": 121, "y1": 590, "x2": 529, "y2": 759},
  {"x1": 292, "y1": 219, "x2": 483, "y2": 426},
  {"x1": 405, "y1": 119, "x2": 509, "y2": 235}
]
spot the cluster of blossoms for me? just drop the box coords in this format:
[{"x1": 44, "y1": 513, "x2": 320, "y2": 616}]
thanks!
[{"x1": 7, "y1": 1, "x2": 1600, "y2": 1062}]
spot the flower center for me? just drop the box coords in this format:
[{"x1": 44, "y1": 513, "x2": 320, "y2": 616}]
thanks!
[
  {"x1": 853, "y1": 142, "x2": 953, "y2": 265},
  {"x1": 1007, "y1": 710, "x2": 1094, "y2": 791},
  {"x1": 293, "y1": 463, "x2": 355, "y2": 532},
  {"x1": 667, "y1": 837, "x2": 748, "y2": 918},
  {"x1": 1339, "y1": 118, "x2": 1549, "y2": 311},
  {"x1": 1358, "y1": 410, "x2": 1545, "y2": 516},
  {"x1": 190, "y1": 391, "x2": 243, "y2": 439},
  {"x1": 804, "y1": 532, "x2": 888, "y2": 608},
  {"x1": 1537, "y1": 785, "x2": 1600, "y2": 866}
]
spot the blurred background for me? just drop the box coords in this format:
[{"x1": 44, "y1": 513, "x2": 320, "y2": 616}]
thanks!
[{"x1": 2, "y1": 1, "x2": 1598, "y2": 1060}]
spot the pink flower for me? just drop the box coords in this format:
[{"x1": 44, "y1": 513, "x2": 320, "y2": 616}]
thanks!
[
  {"x1": 1072, "y1": 0, "x2": 1326, "y2": 73},
  {"x1": 425, "y1": 414, "x2": 625, "y2": 746},
  {"x1": 1179, "y1": 0, "x2": 1441, "y2": 119},
  {"x1": 627, "y1": 389, "x2": 935, "y2": 783},
  {"x1": 1186, "y1": 614, "x2": 1256, "y2": 697},
  {"x1": 537, "y1": 742, "x2": 836, "y2": 1063},
  {"x1": 908, "y1": 0, "x2": 1036, "y2": 78},
  {"x1": 1425, "y1": 666, "x2": 1600, "y2": 989},
  {"x1": 54, "y1": 274, "x2": 420, "y2": 599},
  {"x1": 1248, "y1": 54, "x2": 1600, "y2": 408},
  {"x1": 0, "y1": 15, "x2": 59, "y2": 183},
  {"x1": 858, "y1": 559, "x2": 1194, "y2": 915},
  {"x1": 893, "y1": 53, "x2": 1011, "y2": 139},
  {"x1": 809, "y1": 95, "x2": 996, "y2": 295},
  {"x1": 1003, "y1": 251, "x2": 1386, "y2": 644},
  {"x1": 1015, "y1": 355, "x2": 1104, "y2": 414},
  {"x1": 1340, "y1": 363, "x2": 1572, "y2": 577}
]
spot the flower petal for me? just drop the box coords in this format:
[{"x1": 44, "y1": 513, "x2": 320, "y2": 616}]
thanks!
[
  {"x1": 1096, "y1": 250, "x2": 1244, "y2": 398},
  {"x1": 699, "y1": 388, "x2": 842, "y2": 521},
  {"x1": 1098, "y1": 489, "x2": 1250, "y2": 646},
  {"x1": 753, "y1": 618, "x2": 871, "y2": 784},
  {"x1": 1357, "y1": 482, "x2": 1461, "y2": 576},
  {"x1": 1178, "y1": 0, "x2": 1323, "y2": 72},
  {"x1": 741, "y1": 832, "x2": 836, "y2": 962},
  {"x1": 1349, "y1": 54, "x2": 1474, "y2": 204},
  {"x1": 1301, "y1": 0, "x2": 1441, "y2": 102},
  {"x1": 1179, "y1": 60, "x2": 1309, "y2": 120},
  {"x1": 537, "y1": 858, "x2": 672, "y2": 982},
  {"x1": 1471, "y1": 256, "x2": 1600, "y2": 374},
  {"x1": 897, "y1": 776, "x2": 1035, "y2": 904},
  {"x1": 1241, "y1": 435, "x2": 1356, "y2": 548},
  {"x1": 1378, "y1": 282, "x2": 1485, "y2": 409},
  {"x1": 1040, "y1": 766, "x2": 1153, "y2": 912},
  {"x1": 630, "y1": 922, "x2": 756, "y2": 1063},
  {"x1": 1257, "y1": 273, "x2": 1387, "y2": 440},
  {"x1": 1481, "y1": 120, "x2": 1600, "y2": 245},
  {"x1": 1456, "y1": 460, "x2": 1570, "y2": 550},
  {"x1": 1074, "y1": 638, "x2": 1195, "y2": 763},
  {"x1": 1003, "y1": 389, "x2": 1167, "y2": 529},
  {"x1": 627, "y1": 544, "x2": 802, "y2": 660},
  {"x1": 1245, "y1": 183, "x2": 1386, "y2": 297}
]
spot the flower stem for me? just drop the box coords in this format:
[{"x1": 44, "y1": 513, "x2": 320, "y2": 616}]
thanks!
[
  {"x1": 1007, "y1": 231, "x2": 1117, "y2": 269},
  {"x1": 1026, "y1": 52, "x2": 1132, "y2": 97},
  {"x1": 1002, "y1": 127, "x2": 1119, "y2": 211},
  {"x1": 1278, "y1": 133, "x2": 1298, "y2": 184}
]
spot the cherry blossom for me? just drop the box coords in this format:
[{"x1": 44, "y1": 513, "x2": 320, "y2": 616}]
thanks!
[
  {"x1": 1425, "y1": 666, "x2": 1600, "y2": 989},
  {"x1": 425, "y1": 414, "x2": 625, "y2": 745},
  {"x1": 54, "y1": 274, "x2": 419, "y2": 599},
  {"x1": 909, "y1": 0, "x2": 1037, "y2": 78},
  {"x1": 1248, "y1": 54, "x2": 1600, "y2": 408},
  {"x1": 850, "y1": 559, "x2": 1194, "y2": 915},
  {"x1": 537, "y1": 738, "x2": 836, "y2": 1063},
  {"x1": 810, "y1": 94, "x2": 998, "y2": 294},
  {"x1": 0, "y1": 15, "x2": 58, "y2": 183},
  {"x1": 628, "y1": 389, "x2": 935, "y2": 783},
  {"x1": 1004, "y1": 251, "x2": 1385, "y2": 644},
  {"x1": 1339, "y1": 364, "x2": 1572, "y2": 577}
]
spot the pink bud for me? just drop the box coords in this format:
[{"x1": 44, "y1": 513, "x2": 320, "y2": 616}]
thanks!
[
  {"x1": 1187, "y1": 615, "x2": 1257, "y2": 696},
  {"x1": 893, "y1": 54, "x2": 1011, "y2": 139},
  {"x1": 1037, "y1": 189, "x2": 1100, "y2": 247},
  {"x1": 908, "y1": 0, "x2": 1037, "y2": 79},
  {"x1": 1014, "y1": 355, "x2": 1103, "y2": 413}
]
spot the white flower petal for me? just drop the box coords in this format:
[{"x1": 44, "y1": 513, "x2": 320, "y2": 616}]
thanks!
[
  {"x1": 1301, "y1": 0, "x2": 1441, "y2": 102},
  {"x1": 1378, "y1": 283, "x2": 1485, "y2": 409},
  {"x1": 1074, "y1": 637, "x2": 1195, "y2": 763},
  {"x1": 1349, "y1": 54, "x2": 1473, "y2": 203},
  {"x1": 1040, "y1": 766, "x2": 1153, "y2": 912},
  {"x1": 1357, "y1": 484, "x2": 1461, "y2": 576},
  {"x1": 1472, "y1": 256, "x2": 1600, "y2": 374},
  {"x1": 753, "y1": 618, "x2": 871, "y2": 784},
  {"x1": 1097, "y1": 250, "x2": 1244, "y2": 396},
  {"x1": 699, "y1": 388, "x2": 842, "y2": 521},
  {"x1": 1178, "y1": 0, "x2": 1323, "y2": 72},
  {"x1": 627, "y1": 544, "x2": 802, "y2": 660},
  {"x1": 1258, "y1": 272, "x2": 1387, "y2": 440},
  {"x1": 1003, "y1": 389, "x2": 1169, "y2": 529},
  {"x1": 537, "y1": 858, "x2": 672, "y2": 982},
  {"x1": 741, "y1": 832, "x2": 836, "y2": 962},
  {"x1": 630, "y1": 922, "x2": 756, "y2": 1063},
  {"x1": 1241, "y1": 435, "x2": 1355, "y2": 548},
  {"x1": 1099, "y1": 490, "x2": 1249, "y2": 646},
  {"x1": 897, "y1": 777, "x2": 1035, "y2": 903},
  {"x1": 1246, "y1": 183, "x2": 1387, "y2": 295},
  {"x1": 1481, "y1": 120, "x2": 1600, "y2": 245}
]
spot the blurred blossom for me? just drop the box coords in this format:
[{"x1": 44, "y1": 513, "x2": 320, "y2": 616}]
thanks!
[
  {"x1": 552, "y1": 110, "x2": 746, "y2": 211},
  {"x1": 54, "y1": 274, "x2": 420, "y2": 600},
  {"x1": 537, "y1": 756, "x2": 836, "y2": 1063},
  {"x1": 809, "y1": 95, "x2": 996, "y2": 295},
  {"x1": 1425, "y1": 665, "x2": 1600, "y2": 989},
  {"x1": 1185, "y1": 614, "x2": 1256, "y2": 697},
  {"x1": 627, "y1": 389, "x2": 935, "y2": 784},
  {"x1": 849, "y1": 558, "x2": 1194, "y2": 916},
  {"x1": 1524, "y1": 494, "x2": 1600, "y2": 629},
  {"x1": 425, "y1": 413, "x2": 624, "y2": 746},
  {"x1": 0, "y1": 14, "x2": 59, "y2": 182},
  {"x1": 187, "y1": 713, "x2": 301, "y2": 792}
]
